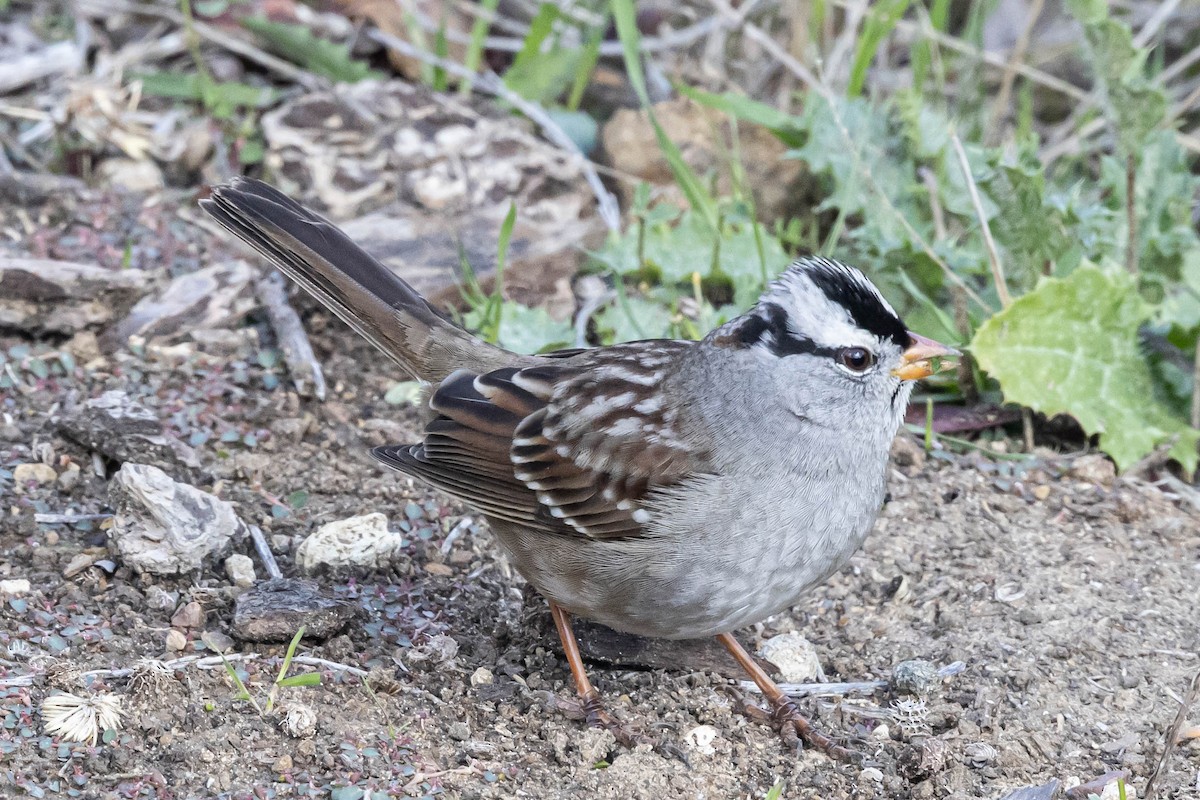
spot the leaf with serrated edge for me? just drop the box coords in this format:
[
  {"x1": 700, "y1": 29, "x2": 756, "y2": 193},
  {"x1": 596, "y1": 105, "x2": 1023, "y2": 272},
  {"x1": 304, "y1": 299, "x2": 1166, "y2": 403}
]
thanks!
[{"x1": 971, "y1": 264, "x2": 1199, "y2": 474}]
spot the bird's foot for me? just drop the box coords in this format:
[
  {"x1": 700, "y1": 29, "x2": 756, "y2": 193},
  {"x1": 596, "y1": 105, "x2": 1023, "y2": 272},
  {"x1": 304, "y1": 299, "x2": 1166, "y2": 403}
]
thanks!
[
  {"x1": 579, "y1": 693, "x2": 648, "y2": 749},
  {"x1": 765, "y1": 697, "x2": 861, "y2": 763},
  {"x1": 726, "y1": 688, "x2": 860, "y2": 762}
]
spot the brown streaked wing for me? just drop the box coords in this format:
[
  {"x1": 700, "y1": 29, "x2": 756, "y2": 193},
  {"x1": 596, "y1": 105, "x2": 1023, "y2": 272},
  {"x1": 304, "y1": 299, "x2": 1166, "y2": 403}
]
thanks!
[{"x1": 372, "y1": 342, "x2": 706, "y2": 540}]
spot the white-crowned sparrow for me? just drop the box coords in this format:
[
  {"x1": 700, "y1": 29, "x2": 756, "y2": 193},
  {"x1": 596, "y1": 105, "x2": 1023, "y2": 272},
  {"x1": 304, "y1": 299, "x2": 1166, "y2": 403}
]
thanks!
[{"x1": 202, "y1": 178, "x2": 958, "y2": 758}]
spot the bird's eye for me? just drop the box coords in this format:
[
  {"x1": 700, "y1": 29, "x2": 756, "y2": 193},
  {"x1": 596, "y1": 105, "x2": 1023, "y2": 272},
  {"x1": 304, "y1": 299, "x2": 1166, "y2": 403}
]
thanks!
[{"x1": 837, "y1": 347, "x2": 875, "y2": 372}]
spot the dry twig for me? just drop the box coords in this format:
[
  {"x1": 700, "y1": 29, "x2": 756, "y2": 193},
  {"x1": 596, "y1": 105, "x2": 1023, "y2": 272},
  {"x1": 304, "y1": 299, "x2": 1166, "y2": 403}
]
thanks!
[
  {"x1": 1144, "y1": 668, "x2": 1200, "y2": 800},
  {"x1": 255, "y1": 273, "x2": 327, "y2": 402}
]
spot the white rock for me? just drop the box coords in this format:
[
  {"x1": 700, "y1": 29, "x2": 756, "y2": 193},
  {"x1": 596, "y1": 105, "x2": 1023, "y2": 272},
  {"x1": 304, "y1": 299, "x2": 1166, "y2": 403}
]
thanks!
[
  {"x1": 224, "y1": 554, "x2": 256, "y2": 588},
  {"x1": 13, "y1": 463, "x2": 57, "y2": 488},
  {"x1": 685, "y1": 724, "x2": 719, "y2": 756},
  {"x1": 108, "y1": 463, "x2": 245, "y2": 574},
  {"x1": 758, "y1": 632, "x2": 822, "y2": 683},
  {"x1": 295, "y1": 513, "x2": 403, "y2": 572},
  {"x1": 97, "y1": 158, "x2": 163, "y2": 193},
  {"x1": 1099, "y1": 781, "x2": 1136, "y2": 800},
  {"x1": 858, "y1": 767, "x2": 884, "y2": 783},
  {"x1": 470, "y1": 667, "x2": 494, "y2": 687},
  {"x1": 0, "y1": 579, "x2": 31, "y2": 595}
]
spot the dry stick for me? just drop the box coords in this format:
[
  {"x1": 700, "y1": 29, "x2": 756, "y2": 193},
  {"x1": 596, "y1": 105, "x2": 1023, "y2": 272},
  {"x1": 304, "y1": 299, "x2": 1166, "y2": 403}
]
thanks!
[
  {"x1": 1132, "y1": 0, "x2": 1182, "y2": 49},
  {"x1": 1125, "y1": 154, "x2": 1138, "y2": 275},
  {"x1": 950, "y1": 132, "x2": 1037, "y2": 449},
  {"x1": 949, "y1": 132, "x2": 1010, "y2": 308},
  {"x1": 1144, "y1": 668, "x2": 1200, "y2": 800},
  {"x1": 0, "y1": 40, "x2": 84, "y2": 95},
  {"x1": 410, "y1": 6, "x2": 731, "y2": 56},
  {"x1": 874, "y1": 6, "x2": 1091, "y2": 104},
  {"x1": 367, "y1": 29, "x2": 620, "y2": 234},
  {"x1": 741, "y1": 661, "x2": 966, "y2": 699},
  {"x1": 824, "y1": 0, "x2": 871, "y2": 91},
  {"x1": 1192, "y1": 337, "x2": 1200, "y2": 430},
  {"x1": 255, "y1": 272, "x2": 327, "y2": 402},
  {"x1": 710, "y1": 0, "x2": 994, "y2": 314},
  {"x1": 984, "y1": 0, "x2": 1045, "y2": 145},
  {"x1": 247, "y1": 525, "x2": 283, "y2": 581}
]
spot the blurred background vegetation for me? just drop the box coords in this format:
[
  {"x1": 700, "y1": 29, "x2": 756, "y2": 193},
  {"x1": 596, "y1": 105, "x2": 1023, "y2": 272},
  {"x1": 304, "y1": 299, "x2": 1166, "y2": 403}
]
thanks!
[{"x1": 3, "y1": 0, "x2": 1200, "y2": 475}]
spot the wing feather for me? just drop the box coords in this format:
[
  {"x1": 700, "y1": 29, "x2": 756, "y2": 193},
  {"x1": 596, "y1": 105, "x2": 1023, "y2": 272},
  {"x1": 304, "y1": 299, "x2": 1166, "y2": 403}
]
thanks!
[{"x1": 372, "y1": 342, "x2": 709, "y2": 539}]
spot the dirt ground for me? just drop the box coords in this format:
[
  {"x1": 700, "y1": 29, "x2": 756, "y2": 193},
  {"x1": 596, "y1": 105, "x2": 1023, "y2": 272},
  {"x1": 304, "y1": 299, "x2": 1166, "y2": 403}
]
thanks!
[{"x1": 2, "y1": 195, "x2": 1200, "y2": 800}]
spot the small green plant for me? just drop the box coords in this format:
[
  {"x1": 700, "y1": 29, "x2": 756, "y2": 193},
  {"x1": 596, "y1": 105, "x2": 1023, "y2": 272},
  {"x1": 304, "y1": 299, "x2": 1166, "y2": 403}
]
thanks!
[
  {"x1": 460, "y1": 204, "x2": 574, "y2": 354},
  {"x1": 208, "y1": 627, "x2": 320, "y2": 715}
]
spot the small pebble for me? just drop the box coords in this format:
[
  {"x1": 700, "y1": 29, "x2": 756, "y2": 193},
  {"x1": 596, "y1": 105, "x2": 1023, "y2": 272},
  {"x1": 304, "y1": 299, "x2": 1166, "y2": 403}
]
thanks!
[
  {"x1": 0, "y1": 579, "x2": 31, "y2": 595},
  {"x1": 13, "y1": 463, "x2": 56, "y2": 488},
  {"x1": 685, "y1": 724, "x2": 719, "y2": 755},
  {"x1": 758, "y1": 632, "x2": 822, "y2": 683},
  {"x1": 273, "y1": 754, "x2": 293, "y2": 773},
  {"x1": 203, "y1": 630, "x2": 235, "y2": 653},
  {"x1": 424, "y1": 562, "x2": 453, "y2": 577},
  {"x1": 859, "y1": 767, "x2": 884, "y2": 783},
  {"x1": 891, "y1": 660, "x2": 941, "y2": 697},
  {"x1": 171, "y1": 600, "x2": 205, "y2": 629},
  {"x1": 283, "y1": 704, "x2": 317, "y2": 738},
  {"x1": 57, "y1": 464, "x2": 81, "y2": 490},
  {"x1": 224, "y1": 554, "x2": 256, "y2": 588},
  {"x1": 470, "y1": 667, "x2": 494, "y2": 686},
  {"x1": 448, "y1": 721, "x2": 471, "y2": 741},
  {"x1": 44, "y1": 530, "x2": 60, "y2": 546},
  {"x1": 62, "y1": 553, "x2": 96, "y2": 579},
  {"x1": 165, "y1": 629, "x2": 187, "y2": 651},
  {"x1": 871, "y1": 723, "x2": 891, "y2": 740},
  {"x1": 1032, "y1": 485, "x2": 1050, "y2": 501}
]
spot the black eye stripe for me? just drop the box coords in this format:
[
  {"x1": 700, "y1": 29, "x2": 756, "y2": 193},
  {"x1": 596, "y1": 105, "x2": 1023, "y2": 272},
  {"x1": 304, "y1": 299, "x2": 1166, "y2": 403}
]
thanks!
[{"x1": 747, "y1": 303, "x2": 842, "y2": 359}]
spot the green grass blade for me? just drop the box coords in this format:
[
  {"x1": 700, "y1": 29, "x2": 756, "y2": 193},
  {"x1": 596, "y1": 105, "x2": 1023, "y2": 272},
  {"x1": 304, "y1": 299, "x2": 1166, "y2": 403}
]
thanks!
[
  {"x1": 848, "y1": 0, "x2": 913, "y2": 96},
  {"x1": 567, "y1": 22, "x2": 605, "y2": 111},
  {"x1": 677, "y1": 84, "x2": 802, "y2": 146},
  {"x1": 612, "y1": 0, "x2": 718, "y2": 230},
  {"x1": 277, "y1": 673, "x2": 321, "y2": 688},
  {"x1": 459, "y1": 0, "x2": 501, "y2": 95}
]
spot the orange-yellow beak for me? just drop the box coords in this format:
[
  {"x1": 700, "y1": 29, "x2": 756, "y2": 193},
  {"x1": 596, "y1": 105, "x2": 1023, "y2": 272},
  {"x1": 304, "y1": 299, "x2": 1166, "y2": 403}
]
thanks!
[{"x1": 891, "y1": 332, "x2": 961, "y2": 381}]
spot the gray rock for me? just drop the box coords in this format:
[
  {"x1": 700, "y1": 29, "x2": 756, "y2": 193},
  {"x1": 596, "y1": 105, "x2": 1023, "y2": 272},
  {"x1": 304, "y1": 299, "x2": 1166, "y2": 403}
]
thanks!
[
  {"x1": 113, "y1": 260, "x2": 256, "y2": 345},
  {"x1": 108, "y1": 463, "x2": 246, "y2": 574},
  {"x1": 58, "y1": 390, "x2": 200, "y2": 473},
  {"x1": 891, "y1": 659, "x2": 942, "y2": 697},
  {"x1": 0, "y1": 258, "x2": 148, "y2": 335},
  {"x1": 232, "y1": 579, "x2": 356, "y2": 643},
  {"x1": 224, "y1": 554, "x2": 256, "y2": 588}
]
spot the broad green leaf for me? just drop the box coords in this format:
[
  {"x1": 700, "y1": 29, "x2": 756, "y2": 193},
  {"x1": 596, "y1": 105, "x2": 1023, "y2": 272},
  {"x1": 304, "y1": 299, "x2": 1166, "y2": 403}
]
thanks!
[
  {"x1": 972, "y1": 265, "x2": 1199, "y2": 474},
  {"x1": 591, "y1": 210, "x2": 791, "y2": 308},
  {"x1": 595, "y1": 296, "x2": 673, "y2": 343},
  {"x1": 493, "y1": 304, "x2": 573, "y2": 354}
]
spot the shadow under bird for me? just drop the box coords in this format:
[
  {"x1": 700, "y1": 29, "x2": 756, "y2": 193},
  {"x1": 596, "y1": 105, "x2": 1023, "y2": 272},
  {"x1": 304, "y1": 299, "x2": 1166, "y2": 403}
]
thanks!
[{"x1": 201, "y1": 178, "x2": 958, "y2": 758}]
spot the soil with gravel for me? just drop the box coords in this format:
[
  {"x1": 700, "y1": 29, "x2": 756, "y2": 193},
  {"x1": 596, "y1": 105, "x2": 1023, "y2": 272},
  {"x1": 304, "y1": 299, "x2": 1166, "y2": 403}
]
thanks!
[{"x1": 2, "y1": 193, "x2": 1199, "y2": 800}]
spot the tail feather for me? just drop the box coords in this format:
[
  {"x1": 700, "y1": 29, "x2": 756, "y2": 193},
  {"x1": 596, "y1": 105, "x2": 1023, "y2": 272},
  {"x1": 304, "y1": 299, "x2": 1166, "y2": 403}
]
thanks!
[{"x1": 200, "y1": 178, "x2": 513, "y2": 382}]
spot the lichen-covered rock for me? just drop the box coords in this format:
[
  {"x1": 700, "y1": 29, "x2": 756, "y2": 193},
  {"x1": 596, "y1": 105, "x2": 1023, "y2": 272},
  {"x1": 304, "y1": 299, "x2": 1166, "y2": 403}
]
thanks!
[
  {"x1": 295, "y1": 512, "x2": 403, "y2": 573},
  {"x1": 108, "y1": 463, "x2": 246, "y2": 574}
]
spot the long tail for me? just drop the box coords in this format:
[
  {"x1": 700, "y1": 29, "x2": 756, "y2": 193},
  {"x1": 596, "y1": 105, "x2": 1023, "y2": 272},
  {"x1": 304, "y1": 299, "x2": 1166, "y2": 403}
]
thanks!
[{"x1": 201, "y1": 178, "x2": 513, "y2": 382}]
